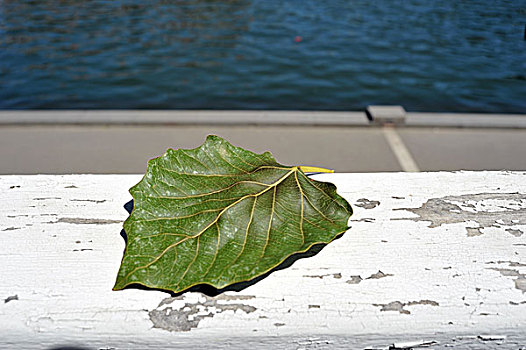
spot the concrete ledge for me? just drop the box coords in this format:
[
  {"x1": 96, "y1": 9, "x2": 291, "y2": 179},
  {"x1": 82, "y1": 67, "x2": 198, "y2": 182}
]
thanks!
[
  {"x1": 406, "y1": 112, "x2": 526, "y2": 129},
  {"x1": 0, "y1": 110, "x2": 369, "y2": 126},
  {"x1": 1, "y1": 110, "x2": 525, "y2": 129}
]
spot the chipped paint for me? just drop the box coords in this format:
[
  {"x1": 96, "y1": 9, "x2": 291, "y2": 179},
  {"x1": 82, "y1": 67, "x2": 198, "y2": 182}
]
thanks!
[
  {"x1": 345, "y1": 271, "x2": 392, "y2": 284},
  {"x1": 466, "y1": 227, "x2": 483, "y2": 237},
  {"x1": 346, "y1": 276, "x2": 363, "y2": 284},
  {"x1": 303, "y1": 273, "x2": 342, "y2": 279},
  {"x1": 478, "y1": 335, "x2": 507, "y2": 341},
  {"x1": 486, "y1": 261, "x2": 526, "y2": 267},
  {"x1": 49, "y1": 218, "x2": 122, "y2": 225},
  {"x1": 296, "y1": 338, "x2": 333, "y2": 347},
  {"x1": 506, "y1": 228, "x2": 523, "y2": 237},
  {"x1": 2, "y1": 227, "x2": 21, "y2": 231},
  {"x1": 355, "y1": 198, "x2": 381, "y2": 209},
  {"x1": 374, "y1": 301, "x2": 410, "y2": 314},
  {"x1": 4, "y1": 295, "x2": 18, "y2": 303},
  {"x1": 70, "y1": 199, "x2": 107, "y2": 204},
  {"x1": 350, "y1": 218, "x2": 376, "y2": 223},
  {"x1": 487, "y1": 268, "x2": 526, "y2": 293},
  {"x1": 394, "y1": 192, "x2": 526, "y2": 236},
  {"x1": 392, "y1": 339, "x2": 438, "y2": 349},
  {"x1": 149, "y1": 294, "x2": 256, "y2": 332},
  {"x1": 373, "y1": 300, "x2": 439, "y2": 314},
  {"x1": 366, "y1": 271, "x2": 393, "y2": 280}
]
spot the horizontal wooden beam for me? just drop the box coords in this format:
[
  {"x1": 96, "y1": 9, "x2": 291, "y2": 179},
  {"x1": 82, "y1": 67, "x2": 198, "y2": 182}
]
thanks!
[{"x1": 1, "y1": 172, "x2": 525, "y2": 349}]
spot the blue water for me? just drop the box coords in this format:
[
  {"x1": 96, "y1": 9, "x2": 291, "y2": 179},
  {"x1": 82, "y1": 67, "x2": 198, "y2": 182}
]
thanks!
[{"x1": 1, "y1": 0, "x2": 525, "y2": 112}]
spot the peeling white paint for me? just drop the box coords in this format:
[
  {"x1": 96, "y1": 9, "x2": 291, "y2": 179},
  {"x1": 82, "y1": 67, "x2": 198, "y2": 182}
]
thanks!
[{"x1": 0, "y1": 172, "x2": 525, "y2": 349}]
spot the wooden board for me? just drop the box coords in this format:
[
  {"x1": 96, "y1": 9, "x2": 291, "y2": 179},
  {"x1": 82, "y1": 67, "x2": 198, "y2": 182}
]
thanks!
[{"x1": 1, "y1": 172, "x2": 525, "y2": 349}]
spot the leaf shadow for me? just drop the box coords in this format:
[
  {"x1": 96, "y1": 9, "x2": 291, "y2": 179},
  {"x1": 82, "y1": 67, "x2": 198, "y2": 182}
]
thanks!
[{"x1": 119, "y1": 200, "x2": 344, "y2": 297}]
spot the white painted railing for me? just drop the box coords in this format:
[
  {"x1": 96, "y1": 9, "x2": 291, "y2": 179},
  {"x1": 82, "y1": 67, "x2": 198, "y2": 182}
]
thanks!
[{"x1": 1, "y1": 172, "x2": 525, "y2": 349}]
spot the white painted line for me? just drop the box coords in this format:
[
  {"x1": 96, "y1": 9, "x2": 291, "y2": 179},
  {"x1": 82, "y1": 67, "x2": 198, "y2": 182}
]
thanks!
[{"x1": 382, "y1": 126, "x2": 420, "y2": 172}]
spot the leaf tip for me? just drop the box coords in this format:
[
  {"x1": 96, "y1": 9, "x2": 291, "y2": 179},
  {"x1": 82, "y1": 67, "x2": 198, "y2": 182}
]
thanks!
[
  {"x1": 112, "y1": 277, "x2": 127, "y2": 291},
  {"x1": 206, "y1": 134, "x2": 222, "y2": 143}
]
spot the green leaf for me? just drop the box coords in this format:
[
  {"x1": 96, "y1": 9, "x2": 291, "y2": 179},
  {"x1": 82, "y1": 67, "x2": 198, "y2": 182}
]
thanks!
[{"x1": 113, "y1": 135, "x2": 352, "y2": 294}]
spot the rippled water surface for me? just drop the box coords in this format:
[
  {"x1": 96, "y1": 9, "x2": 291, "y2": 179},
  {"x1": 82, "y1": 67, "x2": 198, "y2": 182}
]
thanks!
[{"x1": 1, "y1": 0, "x2": 525, "y2": 112}]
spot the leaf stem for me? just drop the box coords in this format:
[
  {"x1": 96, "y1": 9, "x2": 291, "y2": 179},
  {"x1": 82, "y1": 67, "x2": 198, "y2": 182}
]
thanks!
[{"x1": 298, "y1": 166, "x2": 334, "y2": 173}]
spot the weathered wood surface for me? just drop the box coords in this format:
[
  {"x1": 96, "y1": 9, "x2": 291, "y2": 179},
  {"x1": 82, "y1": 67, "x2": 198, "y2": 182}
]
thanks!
[{"x1": 1, "y1": 172, "x2": 525, "y2": 349}]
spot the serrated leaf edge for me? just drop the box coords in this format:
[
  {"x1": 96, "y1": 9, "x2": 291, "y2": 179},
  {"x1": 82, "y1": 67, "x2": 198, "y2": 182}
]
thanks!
[{"x1": 113, "y1": 137, "x2": 351, "y2": 293}]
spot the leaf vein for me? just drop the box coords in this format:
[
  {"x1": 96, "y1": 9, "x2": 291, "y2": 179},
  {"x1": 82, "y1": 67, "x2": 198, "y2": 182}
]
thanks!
[
  {"x1": 217, "y1": 196, "x2": 257, "y2": 281},
  {"x1": 299, "y1": 171, "x2": 348, "y2": 211},
  {"x1": 180, "y1": 149, "x2": 212, "y2": 171},
  {"x1": 295, "y1": 172, "x2": 305, "y2": 245},
  {"x1": 121, "y1": 168, "x2": 296, "y2": 284}
]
